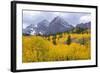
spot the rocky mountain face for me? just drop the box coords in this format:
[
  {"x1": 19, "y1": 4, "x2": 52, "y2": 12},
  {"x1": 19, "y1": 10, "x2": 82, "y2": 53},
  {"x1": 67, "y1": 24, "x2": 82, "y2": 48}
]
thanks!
[
  {"x1": 35, "y1": 20, "x2": 49, "y2": 35},
  {"x1": 23, "y1": 24, "x2": 37, "y2": 35},
  {"x1": 48, "y1": 16, "x2": 74, "y2": 35},
  {"x1": 76, "y1": 22, "x2": 91, "y2": 29}
]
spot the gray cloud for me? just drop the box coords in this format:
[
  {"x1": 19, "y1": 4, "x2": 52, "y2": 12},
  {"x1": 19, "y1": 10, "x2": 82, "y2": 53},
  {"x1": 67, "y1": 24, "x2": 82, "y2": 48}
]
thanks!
[{"x1": 23, "y1": 10, "x2": 91, "y2": 28}]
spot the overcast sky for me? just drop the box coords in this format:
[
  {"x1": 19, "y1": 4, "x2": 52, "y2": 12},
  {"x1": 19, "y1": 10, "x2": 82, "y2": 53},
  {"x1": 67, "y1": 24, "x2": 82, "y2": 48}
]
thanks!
[{"x1": 23, "y1": 10, "x2": 91, "y2": 29}]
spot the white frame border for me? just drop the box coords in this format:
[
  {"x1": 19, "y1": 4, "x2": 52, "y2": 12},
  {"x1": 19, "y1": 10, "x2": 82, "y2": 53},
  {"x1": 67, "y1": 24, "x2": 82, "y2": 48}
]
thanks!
[{"x1": 16, "y1": 3, "x2": 96, "y2": 70}]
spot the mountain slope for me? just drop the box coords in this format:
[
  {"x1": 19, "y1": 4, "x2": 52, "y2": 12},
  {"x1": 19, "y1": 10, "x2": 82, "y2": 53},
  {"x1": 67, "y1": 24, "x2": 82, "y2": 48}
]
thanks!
[
  {"x1": 76, "y1": 22, "x2": 91, "y2": 29},
  {"x1": 23, "y1": 24, "x2": 37, "y2": 35},
  {"x1": 48, "y1": 16, "x2": 74, "y2": 34},
  {"x1": 35, "y1": 20, "x2": 49, "y2": 35},
  {"x1": 23, "y1": 16, "x2": 74, "y2": 35}
]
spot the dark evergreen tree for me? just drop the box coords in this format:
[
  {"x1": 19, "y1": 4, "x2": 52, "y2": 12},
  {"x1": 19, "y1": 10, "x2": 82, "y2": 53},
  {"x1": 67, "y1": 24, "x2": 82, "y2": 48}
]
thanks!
[
  {"x1": 52, "y1": 35, "x2": 57, "y2": 45},
  {"x1": 75, "y1": 27, "x2": 85, "y2": 34},
  {"x1": 66, "y1": 35, "x2": 71, "y2": 45},
  {"x1": 80, "y1": 37, "x2": 85, "y2": 45}
]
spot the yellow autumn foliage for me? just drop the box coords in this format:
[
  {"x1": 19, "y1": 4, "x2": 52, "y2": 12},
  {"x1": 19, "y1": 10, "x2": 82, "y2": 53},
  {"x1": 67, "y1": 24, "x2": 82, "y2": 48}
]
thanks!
[{"x1": 22, "y1": 33, "x2": 91, "y2": 63}]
